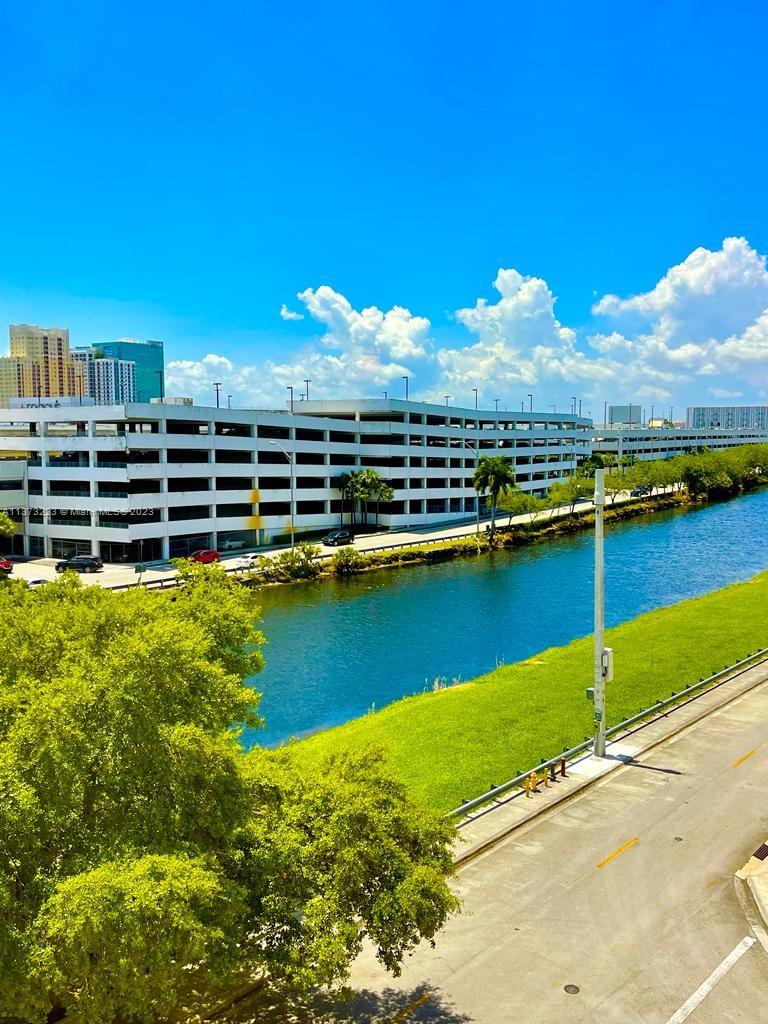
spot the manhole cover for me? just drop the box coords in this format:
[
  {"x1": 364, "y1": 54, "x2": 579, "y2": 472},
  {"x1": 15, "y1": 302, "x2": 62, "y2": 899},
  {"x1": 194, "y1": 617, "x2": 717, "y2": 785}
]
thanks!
[{"x1": 564, "y1": 985, "x2": 580, "y2": 995}]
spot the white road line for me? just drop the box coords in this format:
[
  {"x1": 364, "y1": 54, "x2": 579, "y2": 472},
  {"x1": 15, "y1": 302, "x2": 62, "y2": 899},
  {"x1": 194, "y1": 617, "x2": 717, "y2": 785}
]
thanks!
[{"x1": 663, "y1": 935, "x2": 756, "y2": 1024}]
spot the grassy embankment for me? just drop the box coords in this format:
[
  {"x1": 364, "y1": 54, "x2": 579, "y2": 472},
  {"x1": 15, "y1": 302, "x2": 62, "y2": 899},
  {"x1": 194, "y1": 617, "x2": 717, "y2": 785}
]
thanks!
[{"x1": 289, "y1": 570, "x2": 768, "y2": 812}]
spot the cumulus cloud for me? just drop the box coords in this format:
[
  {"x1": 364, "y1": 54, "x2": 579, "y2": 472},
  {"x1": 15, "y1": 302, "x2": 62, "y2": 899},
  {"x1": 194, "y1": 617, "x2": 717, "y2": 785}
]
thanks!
[
  {"x1": 298, "y1": 285, "x2": 430, "y2": 361},
  {"x1": 167, "y1": 237, "x2": 768, "y2": 412},
  {"x1": 279, "y1": 303, "x2": 304, "y2": 321},
  {"x1": 167, "y1": 288, "x2": 432, "y2": 407},
  {"x1": 593, "y1": 236, "x2": 768, "y2": 346}
]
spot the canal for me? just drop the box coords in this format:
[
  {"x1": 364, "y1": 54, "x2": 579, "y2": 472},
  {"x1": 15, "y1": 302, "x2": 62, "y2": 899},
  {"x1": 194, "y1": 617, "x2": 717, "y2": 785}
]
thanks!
[{"x1": 250, "y1": 487, "x2": 768, "y2": 745}]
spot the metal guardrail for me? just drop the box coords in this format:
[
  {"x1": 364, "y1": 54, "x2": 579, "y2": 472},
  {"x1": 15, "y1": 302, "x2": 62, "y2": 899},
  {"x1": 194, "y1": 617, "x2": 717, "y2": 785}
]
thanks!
[{"x1": 447, "y1": 646, "x2": 768, "y2": 822}]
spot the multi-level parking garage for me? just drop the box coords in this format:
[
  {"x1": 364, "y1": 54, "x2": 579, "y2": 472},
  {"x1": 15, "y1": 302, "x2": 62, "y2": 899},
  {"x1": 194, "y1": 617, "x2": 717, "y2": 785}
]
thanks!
[
  {"x1": 592, "y1": 425, "x2": 768, "y2": 463},
  {"x1": 0, "y1": 398, "x2": 591, "y2": 561}
]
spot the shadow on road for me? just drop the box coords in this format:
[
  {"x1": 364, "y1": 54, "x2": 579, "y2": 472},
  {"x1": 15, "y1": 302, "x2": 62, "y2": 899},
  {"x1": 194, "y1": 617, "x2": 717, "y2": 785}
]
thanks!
[{"x1": 239, "y1": 981, "x2": 473, "y2": 1023}]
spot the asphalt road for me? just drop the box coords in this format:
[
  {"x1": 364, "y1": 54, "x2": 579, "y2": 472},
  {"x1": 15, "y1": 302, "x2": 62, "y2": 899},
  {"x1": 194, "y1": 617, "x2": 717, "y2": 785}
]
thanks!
[
  {"x1": 246, "y1": 677, "x2": 768, "y2": 1023},
  {"x1": 5, "y1": 486, "x2": 660, "y2": 589}
]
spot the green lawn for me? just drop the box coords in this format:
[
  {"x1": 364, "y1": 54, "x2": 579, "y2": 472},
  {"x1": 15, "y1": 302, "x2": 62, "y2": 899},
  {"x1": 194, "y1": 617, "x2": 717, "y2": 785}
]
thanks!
[{"x1": 288, "y1": 570, "x2": 768, "y2": 813}]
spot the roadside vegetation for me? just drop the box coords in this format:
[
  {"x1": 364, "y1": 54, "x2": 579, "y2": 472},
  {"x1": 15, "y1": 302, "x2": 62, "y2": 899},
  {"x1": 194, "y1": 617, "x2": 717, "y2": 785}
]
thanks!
[
  {"x1": 241, "y1": 444, "x2": 768, "y2": 585},
  {"x1": 0, "y1": 567, "x2": 457, "y2": 1024},
  {"x1": 291, "y1": 569, "x2": 768, "y2": 812}
]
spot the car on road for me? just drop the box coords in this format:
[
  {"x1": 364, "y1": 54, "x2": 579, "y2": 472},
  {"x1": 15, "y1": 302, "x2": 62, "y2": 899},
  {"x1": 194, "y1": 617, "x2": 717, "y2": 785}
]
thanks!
[
  {"x1": 630, "y1": 485, "x2": 651, "y2": 497},
  {"x1": 219, "y1": 538, "x2": 245, "y2": 551},
  {"x1": 235, "y1": 552, "x2": 260, "y2": 570},
  {"x1": 55, "y1": 555, "x2": 103, "y2": 574},
  {"x1": 322, "y1": 528, "x2": 354, "y2": 546},
  {"x1": 0, "y1": 556, "x2": 13, "y2": 574},
  {"x1": 190, "y1": 548, "x2": 220, "y2": 564}
]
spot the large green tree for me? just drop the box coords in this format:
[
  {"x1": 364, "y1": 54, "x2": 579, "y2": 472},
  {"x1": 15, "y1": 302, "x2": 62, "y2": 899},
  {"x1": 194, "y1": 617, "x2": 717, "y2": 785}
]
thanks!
[
  {"x1": 0, "y1": 569, "x2": 457, "y2": 1023},
  {"x1": 472, "y1": 455, "x2": 517, "y2": 540},
  {"x1": 546, "y1": 475, "x2": 593, "y2": 516},
  {"x1": 0, "y1": 511, "x2": 14, "y2": 540}
]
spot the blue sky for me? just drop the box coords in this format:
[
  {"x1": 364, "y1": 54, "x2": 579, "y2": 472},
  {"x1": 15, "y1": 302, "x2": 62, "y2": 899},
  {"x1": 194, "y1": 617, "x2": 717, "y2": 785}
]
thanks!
[{"x1": 2, "y1": 0, "x2": 768, "y2": 414}]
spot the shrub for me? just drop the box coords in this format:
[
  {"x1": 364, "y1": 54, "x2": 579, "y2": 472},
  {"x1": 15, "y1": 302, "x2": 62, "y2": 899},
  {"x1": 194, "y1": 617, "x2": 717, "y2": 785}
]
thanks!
[
  {"x1": 257, "y1": 542, "x2": 322, "y2": 582},
  {"x1": 330, "y1": 546, "x2": 366, "y2": 576}
]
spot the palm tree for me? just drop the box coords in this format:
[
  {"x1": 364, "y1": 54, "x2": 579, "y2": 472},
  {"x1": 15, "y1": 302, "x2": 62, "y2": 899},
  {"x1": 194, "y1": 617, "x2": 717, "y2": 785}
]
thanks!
[
  {"x1": 473, "y1": 455, "x2": 517, "y2": 541},
  {"x1": 373, "y1": 481, "x2": 394, "y2": 524},
  {"x1": 335, "y1": 472, "x2": 355, "y2": 526}
]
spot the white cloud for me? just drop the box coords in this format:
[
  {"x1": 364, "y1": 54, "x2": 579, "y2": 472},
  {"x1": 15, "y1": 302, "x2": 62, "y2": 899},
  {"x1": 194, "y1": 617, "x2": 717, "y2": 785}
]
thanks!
[
  {"x1": 297, "y1": 285, "x2": 430, "y2": 361},
  {"x1": 166, "y1": 238, "x2": 768, "y2": 412},
  {"x1": 593, "y1": 236, "x2": 768, "y2": 347},
  {"x1": 279, "y1": 303, "x2": 304, "y2": 321},
  {"x1": 709, "y1": 387, "x2": 743, "y2": 399}
]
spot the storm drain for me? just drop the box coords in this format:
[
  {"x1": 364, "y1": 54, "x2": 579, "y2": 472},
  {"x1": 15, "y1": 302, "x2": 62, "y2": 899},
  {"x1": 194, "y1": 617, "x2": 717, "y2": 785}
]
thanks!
[{"x1": 753, "y1": 842, "x2": 768, "y2": 861}]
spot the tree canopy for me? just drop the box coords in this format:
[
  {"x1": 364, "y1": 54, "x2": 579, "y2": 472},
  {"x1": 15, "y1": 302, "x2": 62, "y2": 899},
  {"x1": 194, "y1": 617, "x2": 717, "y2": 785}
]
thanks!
[
  {"x1": 0, "y1": 568, "x2": 457, "y2": 1023},
  {"x1": 0, "y1": 511, "x2": 14, "y2": 539},
  {"x1": 335, "y1": 468, "x2": 392, "y2": 525}
]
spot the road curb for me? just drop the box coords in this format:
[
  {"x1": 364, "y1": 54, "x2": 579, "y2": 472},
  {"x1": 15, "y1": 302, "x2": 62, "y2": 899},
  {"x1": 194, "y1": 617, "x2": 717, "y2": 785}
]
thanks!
[
  {"x1": 736, "y1": 844, "x2": 768, "y2": 954},
  {"x1": 454, "y1": 662, "x2": 768, "y2": 869}
]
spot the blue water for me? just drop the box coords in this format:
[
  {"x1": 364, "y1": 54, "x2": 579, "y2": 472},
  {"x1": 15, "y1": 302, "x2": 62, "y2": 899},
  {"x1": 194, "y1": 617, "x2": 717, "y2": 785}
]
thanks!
[{"x1": 249, "y1": 488, "x2": 768, "y2": 745}]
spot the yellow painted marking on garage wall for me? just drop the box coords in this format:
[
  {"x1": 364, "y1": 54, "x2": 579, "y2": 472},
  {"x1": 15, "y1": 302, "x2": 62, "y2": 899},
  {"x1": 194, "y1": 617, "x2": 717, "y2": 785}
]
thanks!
[
  {"x1": 596, "y1": 836, "x2": 638, "y2": 868},
  {"x1": 389, "y1": 992, "x2": 430, "y2": 1022},
  {"x1": 732, "y1": 748, "x2": 757, "y2": 769}
]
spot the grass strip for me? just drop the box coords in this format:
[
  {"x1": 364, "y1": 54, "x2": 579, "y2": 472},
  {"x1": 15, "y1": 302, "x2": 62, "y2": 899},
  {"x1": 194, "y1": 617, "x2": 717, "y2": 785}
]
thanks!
[{"x1": 288, "y1": 570, "x2": 768, "y2": 812}]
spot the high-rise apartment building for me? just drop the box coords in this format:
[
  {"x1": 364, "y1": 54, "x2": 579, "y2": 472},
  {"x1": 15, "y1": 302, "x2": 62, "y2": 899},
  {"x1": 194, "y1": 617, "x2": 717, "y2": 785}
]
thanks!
[
  {"x1": 0, "y1": 325, "x2": 87, "y2": 404},
  {"x1": 71, "y1": 349, "x2": 137, "y2": 403}
]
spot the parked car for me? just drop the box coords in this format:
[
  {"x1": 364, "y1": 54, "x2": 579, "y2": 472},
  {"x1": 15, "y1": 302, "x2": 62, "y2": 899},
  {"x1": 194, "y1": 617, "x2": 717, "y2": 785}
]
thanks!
[
  {"x1": 190, "y1": 548, "x2": 220, "y2": 564},
  {"x1": 0, "y1": 556, "x2": 13, "y2": 574},
  {"x1": 322, "y1": 528, "x2": 354, "y2": 547},
  {"x1": 630, "y1": 485, "x2": 651, "y2": 497},
  {"x1": 55, "y1": 555, "x2": 103, "y2": 574},
  {"x1": 26, "y1": 578, "x2": 49, "y2": 589},
  {"x1": 219, "y1": 537, "x2": 245, "y2": 551},
  {"x1": 236, "y1": 552, "x2": 260, "y2": 570}
]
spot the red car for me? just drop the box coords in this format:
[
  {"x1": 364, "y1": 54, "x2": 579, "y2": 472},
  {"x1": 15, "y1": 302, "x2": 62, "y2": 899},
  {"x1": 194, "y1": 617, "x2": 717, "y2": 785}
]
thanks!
[
  {"x1": 190, "y1": 549, "x2": 220, "y2": 564},
  {"x1": 0, "y1": 556, "x2": 13, "y2": 574}
]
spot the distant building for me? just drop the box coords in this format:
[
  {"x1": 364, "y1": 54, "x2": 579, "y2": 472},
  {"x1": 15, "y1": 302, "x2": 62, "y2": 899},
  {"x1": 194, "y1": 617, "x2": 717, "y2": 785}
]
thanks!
[
  {"x1": 608, "y1": 404, "x2": 643, "y2": 426},
  {"x1": 93, "y1": 339, "x2": 164, "y2": 401},
  {"x1": 0, "y1": 325, "x2": 87, "y2": 404},
  {"x1": 686, "y1": 404, "x2": 768, "y2": 430},
  {"x1": 71, "y1": 349, "x2": 136, "y2": 403}
]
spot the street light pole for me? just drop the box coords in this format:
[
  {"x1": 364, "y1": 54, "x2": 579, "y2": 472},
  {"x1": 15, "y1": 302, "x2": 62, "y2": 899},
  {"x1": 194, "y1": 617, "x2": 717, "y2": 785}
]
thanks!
[
  {"x1": 213, "y1": 382, "x2": 222, "y2": 408},
  {"x1": 472, "y1": 388, "x2": 478, "y2": 411},
  {"x1": 528, "y1": 393, "x2": 533, "y2": 414},
  {"x1": 402, "y1": 375, "x2": 409, "y2": 400},
  {"x1": 287, "y1": 385, "x2": 294, "y2": 414},
  {"x1": 270, "y1": 440, "x2": 295, "y2": 550},
  {"x1": 463, "y1": 439, "x2": 480, "y2": 537},
  {"x1": 304, "y1": 378, "x2": 311, "y2": 401},
  {"x1": 593, "y1": 467, "x2": 610, "y2": 757},
  {"x1": 227, "y1": 394, "x2": 232, "y2": 409}
]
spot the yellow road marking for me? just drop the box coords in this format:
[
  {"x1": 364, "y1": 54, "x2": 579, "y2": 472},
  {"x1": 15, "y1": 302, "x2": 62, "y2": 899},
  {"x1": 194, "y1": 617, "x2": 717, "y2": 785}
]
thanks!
[
  {"x1": 389, "y1": 992, "x2": 430, "y2": 1022},
  {"x1": 596, "y1": 837, "x2": 638, "y2": 868},
  {"x1": 732, "y1": 749, "x2": 757, "y2": 768}
]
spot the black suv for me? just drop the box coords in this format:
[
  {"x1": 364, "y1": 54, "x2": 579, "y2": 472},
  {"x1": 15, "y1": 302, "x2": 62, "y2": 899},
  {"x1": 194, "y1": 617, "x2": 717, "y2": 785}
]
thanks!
[
  {"x1": 322, "y1": 528, "x2": 354, "y2": 547},
  {"x1": 55, "y1": 554, "x2": 104, "y2": 574}
]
